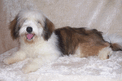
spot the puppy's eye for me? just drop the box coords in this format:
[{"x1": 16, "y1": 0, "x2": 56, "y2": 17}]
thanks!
[
  {"x1": 37, "y1": 21, "x2": 41, "y2": 24},
  {"x1": 37, "y1": 21, "x2": 43, "y2": 28}
]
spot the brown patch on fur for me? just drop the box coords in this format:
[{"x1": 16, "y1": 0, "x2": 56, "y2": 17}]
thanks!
[
  {"x1": 55, "y1": 26, "x2": 110, "y2": 57},
  {"x1": 9, "y1": 14, "x2": 27, "y2": 40},
  {"x1": 79, "y1": 42, "x2": 109, "y2": 57},
  {"x1": 9, "y1": 15, "x2": 26, "y2": 40},
  {"x1": 107, "y1": 55, "x2": 109, "y2": 59},
  {"x1": 9, "y1": 16, "x2": 19, "y2": 39},
  {"x1": 110, "y1": 43, "x2": 122, "y2": 51},
  {"x1": 43, "y1": 18, "x2": 55, "y2": 40}
]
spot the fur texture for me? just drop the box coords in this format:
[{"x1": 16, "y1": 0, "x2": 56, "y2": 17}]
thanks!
[
  {"x1": 4, "y1": 10, "x2": 61, "y2": 73},
  {"x1": 3, "y1": 10, "x2": 122, "y2": 73}
]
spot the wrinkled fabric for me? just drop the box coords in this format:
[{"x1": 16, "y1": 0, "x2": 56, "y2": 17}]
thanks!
[
  {"x1": 0, "y1": 0, "x2": 122, "y2": 54},
  {"x1": 0, "y1": 0, "x2": 122, "y2": 80},
  {"x1": 0, "y1": 47, "x2": 122, "y2": 81}
]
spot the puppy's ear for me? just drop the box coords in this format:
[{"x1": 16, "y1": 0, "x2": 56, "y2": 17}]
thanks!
[
  {"x1": 43, "y1": 18, "x2": 55, "y2": 40},
  {"x1": 9, "y1": 16, "x2": 20, "y2": 39}
]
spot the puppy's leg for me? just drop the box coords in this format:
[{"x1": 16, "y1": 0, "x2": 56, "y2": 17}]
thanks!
[
  {"x1": 22, "y1": 54, "x2": 59, "y2": 73},
  {"x1": 3, "y1": 50, "x2": 26, "y2": 64},
  {"x1": 22, "y1": 58, "x2": 42, "y2": 73},
  {"x1": 98, "y1": 47, "x2": 113, "y2": 60}
]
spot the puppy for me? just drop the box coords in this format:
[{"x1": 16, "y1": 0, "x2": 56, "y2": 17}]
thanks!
[{"x1": 3, "y1": 9, "x2": 122, "y2": 73}]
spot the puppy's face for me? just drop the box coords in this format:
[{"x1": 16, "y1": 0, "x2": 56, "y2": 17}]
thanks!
[
  {"x1": 19, "y1": 18, "x2": 43, "y2": 42},
  {"x1": 10, "y1": 10, "x2": 54, "y2": 43}
]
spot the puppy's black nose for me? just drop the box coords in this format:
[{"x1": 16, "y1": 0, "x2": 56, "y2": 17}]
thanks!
[{"x1": 26, "y1": 27, "x2": 33, "y2": 33}]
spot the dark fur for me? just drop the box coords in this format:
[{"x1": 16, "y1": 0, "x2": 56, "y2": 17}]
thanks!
[
  {"x1": 110, "y1": 43, "x2": 122, "y2": 51},
  {"x1": 43, "y1": 18, "x2": 55, "y2": 40},
  {"x1": 55, "y1": 26, "x2": 122, "y2": 57},
  {"x1": 9, "y1": 16, "x2": 20, "y2": 39}
]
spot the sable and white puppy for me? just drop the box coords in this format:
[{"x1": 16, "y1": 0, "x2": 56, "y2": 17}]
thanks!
[{"x1": 3, "y1": 10, "x2": 122, "y2": 73}]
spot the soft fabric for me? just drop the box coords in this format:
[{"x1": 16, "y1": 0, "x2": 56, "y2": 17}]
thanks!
[
  {"x1": 0, "y1": 0, "x2": 122, "y2": 81},
  {"x1": 0, "y1": 47, "x2": 122, "y2": 81}
]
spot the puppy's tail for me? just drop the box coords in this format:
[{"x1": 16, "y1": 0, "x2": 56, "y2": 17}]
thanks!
[
  {"x1": 110, "y1": 43, "x2": 122, "y2": 51},
  {"x1": 103, "y1": 34, "x2": 122, "y2": 51}
]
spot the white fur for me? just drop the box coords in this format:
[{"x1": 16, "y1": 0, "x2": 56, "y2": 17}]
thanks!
[
  {"x1": 21, "y1": 33, "x2": 61, "y2": 73},
  {"x1": 3, "y1": 10, "x2": 61, "y2": 73},
  {"x1": 74, "y1": 46, "x2": 81, "y2": 57},
  {"x1": 74, "y1": 46, "x2": 85, "y2": 58},
  {"x1": 18, "y1": 10, "x2": 45, "y2": 26},
  {"x1": 98, "y1": 47, "x2": 113, "y2": 60},
  {"x1": 19, "y1": 10, "x2": 44, "y2": 36},
  {"x1": 4, "y1": 32, "x2": 61, "y2": 73}
]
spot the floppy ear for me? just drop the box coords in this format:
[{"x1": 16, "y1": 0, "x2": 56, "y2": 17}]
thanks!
[
  {"x1": 9, "y1": 16, "x2": 20, "y2": 39},
  {"x1": 43, "y1": 18, "x2": 55, "y2": 40}
]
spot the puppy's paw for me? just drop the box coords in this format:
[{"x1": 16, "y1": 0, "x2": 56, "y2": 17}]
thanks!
[
  {"x1": 3, "y1": 58, "x2": 11, "y2": 64},
  {"x1": 98, "y1": 47, "x2": 113, "y2": 60},
  {"x1": 22, "y1": 63, "x2": 39, "y2": 74}
]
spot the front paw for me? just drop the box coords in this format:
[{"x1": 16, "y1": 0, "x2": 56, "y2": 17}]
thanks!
[
  {"x1": 3, "y1": 58, "x2": 11, "y2": 64},
  {"x1": 22, "y1": 63, "x2": 39, "y2": 74},
  {"x1": 3, "y1": 57, "x2": 17, "y2": 65}
]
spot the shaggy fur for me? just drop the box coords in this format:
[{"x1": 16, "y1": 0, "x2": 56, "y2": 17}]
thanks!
[{"x1": 3, "y1": 10, "x2": 122, "y2": 73}]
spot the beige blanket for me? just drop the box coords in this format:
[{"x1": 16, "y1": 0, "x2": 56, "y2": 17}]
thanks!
[
  {"x1": 0, "y1": 46, "x2": 122, "y2": 81},
  {"x1": 0, "y1": 0, "x2": 122, "y2": 81}
]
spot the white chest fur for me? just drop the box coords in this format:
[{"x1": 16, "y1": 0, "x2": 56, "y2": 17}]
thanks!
[{"x1": 19, "y1": 33, "x2": 61, "y2": 58}]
